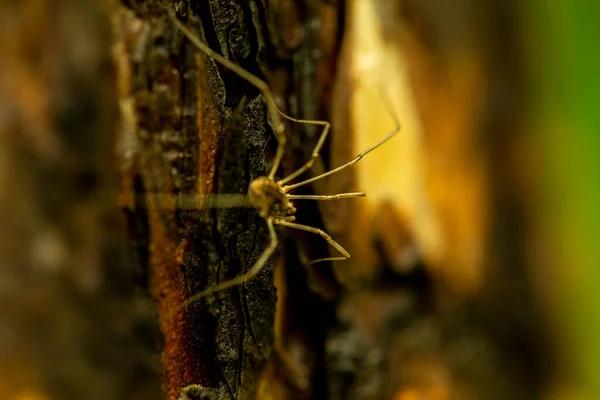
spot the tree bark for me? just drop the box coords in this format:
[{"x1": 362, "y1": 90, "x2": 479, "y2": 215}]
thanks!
[{"x1": 115, "y1": 1, "x2": 342, "y2": 398}]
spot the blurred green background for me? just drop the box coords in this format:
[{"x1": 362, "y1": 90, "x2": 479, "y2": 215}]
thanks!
[{"x1": 531, "y1": 1, "x2": 600, "y2": 398}]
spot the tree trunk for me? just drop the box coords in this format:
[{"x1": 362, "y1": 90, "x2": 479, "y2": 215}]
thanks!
[{"x1": 115, "y1": 0, "x2": 341, "y2": 398}]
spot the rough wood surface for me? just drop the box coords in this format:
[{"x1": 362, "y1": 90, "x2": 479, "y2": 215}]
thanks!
[{"x1": 115, "y1": 1, "x2": 342, "y2": 398}]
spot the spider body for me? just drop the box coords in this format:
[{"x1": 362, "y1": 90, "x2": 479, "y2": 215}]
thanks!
[{"x1": 248, "y1": 176, "x2": 296, "y2": 221}]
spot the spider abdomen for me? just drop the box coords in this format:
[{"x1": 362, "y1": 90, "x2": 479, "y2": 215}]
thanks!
[{"x1": 248, "y1": 176, "x2": 295, "y2": 219}]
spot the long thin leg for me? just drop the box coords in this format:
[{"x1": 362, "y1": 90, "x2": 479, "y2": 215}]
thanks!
[
  {"x1": 275, "y1": 220, "x2": 350, "y2": 259},
  {"x1": 168, "y1": 10, "x2": 331, "y2": 181},
  {"x1": 288, "y1": 192, "x2": 365, "y2": 200},
  {"x1": 307, "y1": 256, "x2": 347, "y2": 265},
  {"x1": 278, "y1": 116, "x2": 330, "y2": 185},
  {"x1": 283, "y1": 125, "x2": 399, "y2": 191},
  {"x1": 167, "y1": 10, "x2": 284, "y2": 179},
  {"x1": 270, "y1": 113, "x2": 331, "y2": 181},
  {"x1": 168, "y1": 218, "x2": 278, "y2": 317},
  {"x1": 283, "y1": 89, "x2": 402, "y2": 191},
  {"x1": 118, "y1": 193, "x2": 250, "y2": 211},
  {"x1": 201, "y1": 193, "x2": 250, "y2": 208}
]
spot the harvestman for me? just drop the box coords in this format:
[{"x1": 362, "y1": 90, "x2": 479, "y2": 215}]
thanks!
[{"x1": 167, "y1": 10, "x2": 400, "y2": 313}]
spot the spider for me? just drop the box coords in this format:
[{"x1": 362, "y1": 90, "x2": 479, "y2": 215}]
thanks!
[{"x1": 166, "y1": 9, "x2": 400, "y2": 313}]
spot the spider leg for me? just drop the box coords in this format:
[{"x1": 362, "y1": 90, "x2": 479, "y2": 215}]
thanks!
[
  {"x1": 283, "y1": 89, "x2": 401, "y2": 191},
  {"x1": 278, "y1": 116, "x2": 330, "y2": 185},
  {"x1": 166, "y1": 218, "x2": 278, "y2": 317},
  {"x1": 288, "y1": 192, "x2": 365, "y2": 200},
  {"x1": 168, "y1": 10, "x2": 331, "y2": 182},
  {"x1": 275, "y1": 220, "x2": 350, "y2": 261}
]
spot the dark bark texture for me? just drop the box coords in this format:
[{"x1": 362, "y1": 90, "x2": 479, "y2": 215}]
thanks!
[{"x1": 116, "y1": 0, "x2": 341, "y2": 398}]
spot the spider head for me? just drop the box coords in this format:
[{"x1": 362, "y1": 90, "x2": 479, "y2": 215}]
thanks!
[{"x1": 248, "y1": 176, "x2": 294, "y2": 219}]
